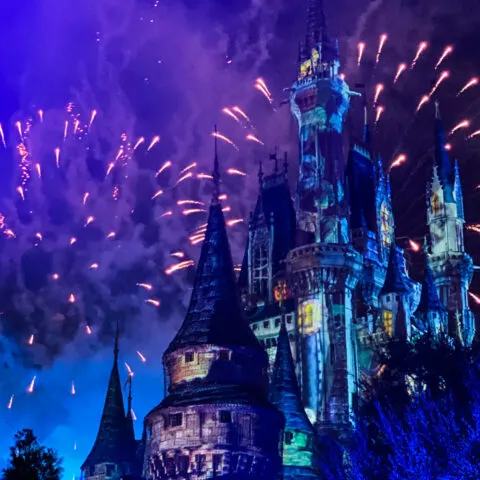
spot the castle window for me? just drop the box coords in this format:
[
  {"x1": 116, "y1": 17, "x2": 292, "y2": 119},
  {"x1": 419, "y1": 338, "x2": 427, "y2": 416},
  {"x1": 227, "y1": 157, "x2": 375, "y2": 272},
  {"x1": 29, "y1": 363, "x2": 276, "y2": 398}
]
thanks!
[
  {"x1": 106, "y1": 465, "x2": 114, "y2": 476},
  {"x1": 185, "y1": 351, "x2": 194, "y2": 363},
  {"x1": 168, "y1": 413, "x2": 183, "y2": 427},
  {"x1": 380, "y1": 202, "x2": 392, "y2": 247},
  {"x1": 383, "y1": 310, "x2": 393, "y2": 337},
  {"x1": 220, "y1": 410, "x2": 232, "y2": 423},
  {"x1": 287, "y1": 316, "x2": 292, "y2": 324},
  {"x1": 252, "y1": 240, "x2": 269, "y2": 298},
  {"x1": 289, "y1": 334, "x2": 294, "y2": 341},
  {"x1": 275, "y1": 318, "x2": 281, "y2": 327},
  {"x1": 266, "y1": 338, "x2": 272, "y2": 348},
  {"x1": 177, "y1": 456, "x2": 189, "y2": 475},
  {"x1": 330, "y1": 344, "x2": 336, "y2": 365},
  {"x1": 219, "y1": 350, "x2": 230, "y2": 361},
  {"x1": 213, "y1": 454, "x2": 223, "y2": 473},
  {"x1": 271, "y1": 338, "x2": 277, "y2": 347},
  {"x1": 263, "y1": 321, "x2": 269, "y2": 328},
  {"x1": 299, "y1": 301, "x2": 318, "y2": 334},
  {"x1": 252, "y1": 324, "x2": 258, "y2": 331},
  {"x1": 431, "y1": 193, "x2": 441, "y2": 216},
  {"x1": 165, "y1": 457, "x2": 176, "y2": 476},
  {"x1": 195, "y1": 454, "x2": 206, "y2": 472},
  {"x1": 285, "y1": 431, "x2": 294, "y2": 445}
]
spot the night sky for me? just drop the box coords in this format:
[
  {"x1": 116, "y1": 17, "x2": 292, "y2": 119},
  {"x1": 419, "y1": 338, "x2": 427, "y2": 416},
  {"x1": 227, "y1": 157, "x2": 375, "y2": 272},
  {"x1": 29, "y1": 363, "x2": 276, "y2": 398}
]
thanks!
[{"x1": 0, "y1": 0, "x2": 479, "y2": 478}]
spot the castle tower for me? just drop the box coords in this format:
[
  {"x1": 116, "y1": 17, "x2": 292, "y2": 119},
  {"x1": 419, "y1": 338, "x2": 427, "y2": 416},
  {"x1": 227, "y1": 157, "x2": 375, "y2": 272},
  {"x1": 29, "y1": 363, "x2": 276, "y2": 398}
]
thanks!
[
  {"x1": 427, "y1": 103, "x2": 475, "y2": 344},
  {"x1": 81, "y1": 327, "x2": 141, "y2": 480},
  {"x1": 143, "y1": 138, "x2": 284, "y2": 479},
  {"x1": 414, "y1": 240, "x2": 448, "y2": 337},
  {"x1": 270, "y1": 317, "x2": 321, "y2": 479},
  {"x1": 286, "y1": 0, "x2": 363, "y2": 430}
]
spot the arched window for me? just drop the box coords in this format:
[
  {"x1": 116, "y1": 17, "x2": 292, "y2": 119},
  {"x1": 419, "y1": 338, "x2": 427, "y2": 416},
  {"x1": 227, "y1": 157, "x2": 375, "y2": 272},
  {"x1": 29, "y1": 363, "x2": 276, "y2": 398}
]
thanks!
[
  {"x1": 431, "y1": 193, "x2": 441, "y2": 216},
  {"x1": 382, "y1": 310, "x2": 393, "y2": 336},
  {"x1": 380, "y1": 202, "x2": 391, "y2": 247}
]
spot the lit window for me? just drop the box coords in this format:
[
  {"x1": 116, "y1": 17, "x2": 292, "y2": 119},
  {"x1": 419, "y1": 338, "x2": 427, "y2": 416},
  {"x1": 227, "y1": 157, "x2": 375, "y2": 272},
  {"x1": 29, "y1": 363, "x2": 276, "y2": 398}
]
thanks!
[
  {"x1": 431, "y1": 193, "x2": 441, "y2": 216},
  {"x1": 380, "y1": 202, "x2": 391, "y2": 247},
  {"x1": 383, "y1": 310, "x2": 393, "y2": 336},
  {"x1": 185, "y1": 352, "x2": 194, "y2": 363},
  {"x1": 299, "y1": 302, "x2": 318, "y2": 334}
]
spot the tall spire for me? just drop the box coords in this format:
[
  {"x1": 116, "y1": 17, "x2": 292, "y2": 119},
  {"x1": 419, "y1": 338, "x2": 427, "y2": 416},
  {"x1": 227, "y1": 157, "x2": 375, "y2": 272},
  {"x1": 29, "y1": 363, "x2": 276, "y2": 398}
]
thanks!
[
  {"x1": 213, "y1": 125, "x2": 220, "y2": 204},
  {"x1": 380, "y1": 244, "x2": 410, "y2": 296},
  {"x1": 82, "y1": 330, "x2": 134, "y2": 472},
  {"x1": 165, "y1": 149, "x2": 261, "y2": 354},
  {"x1": 125, "y1": 376, "x2": 136, "y2": 446},
  {"x1": 306, "y1": 0, "x2": 326, "y2": 47},
  {"x1": 434, "y1": 101, "x2": 455, "y2": 202}
]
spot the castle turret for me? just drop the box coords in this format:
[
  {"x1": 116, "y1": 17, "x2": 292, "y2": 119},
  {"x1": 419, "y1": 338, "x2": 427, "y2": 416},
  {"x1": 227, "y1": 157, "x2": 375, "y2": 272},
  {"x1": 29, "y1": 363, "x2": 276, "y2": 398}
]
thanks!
[
  {"x1": 427, "y1": 103, "x2": 475, "y2": 344},
  {"x1": 286, "y1": 0, "x2": 363, "y2": 431},
  {"x1": 143, "y1": 135, "x2": 284, "y2": 479},
  {"x1": 81, "y1": 327, "x2": 140, "y2": 480},
  {"x1": 270, "y1": 317, "x2": 321, "y2": 479}
]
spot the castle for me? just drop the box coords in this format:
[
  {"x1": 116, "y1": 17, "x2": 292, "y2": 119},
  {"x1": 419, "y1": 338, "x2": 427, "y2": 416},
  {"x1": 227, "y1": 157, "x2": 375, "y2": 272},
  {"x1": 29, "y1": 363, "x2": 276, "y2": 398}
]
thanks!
[{"x1": 81, "y1": 0, "x2": 476, "y2": 478}]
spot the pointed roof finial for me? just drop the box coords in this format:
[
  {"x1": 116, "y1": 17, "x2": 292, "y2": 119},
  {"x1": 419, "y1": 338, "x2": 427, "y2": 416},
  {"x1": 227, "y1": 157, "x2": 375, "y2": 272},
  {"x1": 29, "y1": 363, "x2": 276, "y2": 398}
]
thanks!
[
  {"x1": 114, "y1": 319, "x2": 119, "y2": 364},
  {"x1": 213, "y1": 125, "x2": 220, "y2": 204},
  {"x1": 435, "y1": 99, "x2": 441, "y2": 119}
]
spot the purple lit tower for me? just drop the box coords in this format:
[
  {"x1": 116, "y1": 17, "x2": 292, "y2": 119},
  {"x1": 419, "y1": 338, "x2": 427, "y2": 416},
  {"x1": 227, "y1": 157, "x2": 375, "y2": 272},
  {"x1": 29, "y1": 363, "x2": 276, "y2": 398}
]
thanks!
[
  {"x1": 81, "y1": 328, "x2": 142, "y2": 480},
  {"x1": 142, "y1": 140, "x2": 284, "y2": 479}
]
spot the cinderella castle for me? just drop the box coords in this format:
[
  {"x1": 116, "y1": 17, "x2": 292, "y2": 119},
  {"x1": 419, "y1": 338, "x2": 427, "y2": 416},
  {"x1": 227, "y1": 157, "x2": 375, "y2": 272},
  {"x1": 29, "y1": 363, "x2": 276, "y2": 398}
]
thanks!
[{"x1": 80, "y1": 0, "x2": 476, "y2": 478}]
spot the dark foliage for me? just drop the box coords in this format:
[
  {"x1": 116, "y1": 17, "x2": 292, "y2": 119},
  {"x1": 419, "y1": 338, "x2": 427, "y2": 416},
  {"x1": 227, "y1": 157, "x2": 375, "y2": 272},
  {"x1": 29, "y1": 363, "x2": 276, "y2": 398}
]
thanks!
[{"x1": 1, "y1": 429, "x2": 63, "y2": 480}]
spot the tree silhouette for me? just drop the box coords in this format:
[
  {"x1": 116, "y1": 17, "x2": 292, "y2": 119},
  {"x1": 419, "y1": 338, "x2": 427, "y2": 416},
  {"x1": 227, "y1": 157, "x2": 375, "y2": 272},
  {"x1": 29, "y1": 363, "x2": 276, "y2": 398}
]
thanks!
[{"x1": 2, "y1": 429, "x2": 63, "y2": 480}]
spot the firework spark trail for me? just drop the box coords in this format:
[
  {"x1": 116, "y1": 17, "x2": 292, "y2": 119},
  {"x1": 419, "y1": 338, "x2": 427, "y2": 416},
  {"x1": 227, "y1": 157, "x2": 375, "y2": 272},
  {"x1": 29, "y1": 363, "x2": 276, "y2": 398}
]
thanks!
[
  {"x1": 165, "y1": 260, "x2": 195, "y2": 275},
  {"x1": 54, "y1": 147, "x2": 60, "y2": 168},
  {"x1": 28, "y1": 334, "x2": 34, "y2": 345},
  {"x1": 133, "y1": 137, "x2": 145, "y2": 150},
  {"x1": 35, "y1": 164, "x2": 41, "y2": 178},
  {"x1": 226, "y1": 218, "x2": 244, "y2": 226},
  {"x1": 435, "y1": 45, "x2": 453, "y2": 70},
  {"x1": 450, "y1": 120, "x2": 470, "y2": 135},
  {"x1": 151, "y1": 189, "x2": 163, "y2": 200},
  {"x1": 136, "y1": 351, "x2": 147, "y2": 362},
  {"x1": 125, "y1": 362, "x2": 134, "y2": 376},
  {"x1": 227, "y1": 168, "x2": 247, "y2": 176},
  {"x1": 212, "y1": 131, "x2": 239, "y2": 151},
  {"x1": 457, "y1": 77, "x2": 479, "y2": 96},
  {"x1": 256, "y1": 77, "x2": 271, "y2": 96},
  {"x1": 254, "y1": 79, "x2": 273, "y2": 103},
  {"x1": 375, "y1": 106, "x2": 384, "y2": 124},
  {"x1": 63, "y1": 121, "x2": 69, "y2": 140},
  {"x1": 27, "y1": 376, "x2": 36, "y2": 394},
  {"x1": 411, "y1": 41, "x2": 428, "y2": 69},
  {"x1": 429, "y1": 70, "x2": 450, "y2": 96},
  {"x1": 156, "y1": 160, "x2": 172, "y2": 176},
  {"x1": 136, "y1": 283, "x2": 153, "y2": 291},
  {"x1": 86, "y1": 325, "x2": 92, "y2": 335},
  {"x1": 375, "y1": 34, "x2": 388, "y2": 64},
  {"x1": 145, "y1": 299, "x2": 160, "y2": 307},
  {"x1": 15, "y1": 121, "x2": 23, "y2": 140},
  {"x1": 175, "y1": 172, "x2": 193, "y2": 185},
  {"x1": 71, "y1": 381, "x2": 76, "y2": 395},
  {"x1": 7, "y1": 395, "x2": 14, "y2": 409},
  {"x1": 179, "y1": 162, "x2": 197, "y2": 175},
  {"x1": 171, "y1": 251, "x2": 185, "y2": 258},
  {"x1": 246, "y1": 134, "x2": 264, "y2": 145},
  {"x1": 83, "y1": 192, "x2": 90, "y2": 205},
  {"x1": 357, "y1": 42, "x2": 365, "y2": 67},
  {"x1": 160, "y1": 210, "x2": 173, "y2": 217},
  {"x1": 0, "y1": 124, "x2": 6, "y2": 148},
  {"x1": 390, "y1": 154, "x2": 407, "y2": 169},
  {"x1": 197, "y1": 173, "x2": 213, "y2": 180},
  {"x1": 373, "y1": 84, "x2": 384, "y2": 104},
  {"x1": 232, "y1": 106, "x2": 249, "y2": 121},
  {"x1": 73, "y1": 119, "x2": 80, "y2": 135},
  {"x1": 38, "y1": 110, "x2": 44, "y2": 123},
  {"x1": 147, "y1": 136, "x2": 160, "y2": 151},
  {"x1": 89, "y1": 110, "x2": 97, "y2": 129},
  {"x1": 177, "y1": 200, "x2": 205, "y2": 206},
  {"x1": 182, "y1": 208, "x2": 207, "y2": 216},
  {"x1": 394, "y1": 63, "x2": 407, "y2": 84},
  {"x1": 416, "y1": 95, "x2": 430, "y2": 113},
  {"x1": 106, "y1": 162, "x2": 115, "y2": 176},
  {"x1": 409, "y1": 239, "x2": 421, "y2": 251},
  {"x1": 468, "y1": 292, "x2": 480, "y2": 304},
  {"x1": 468, "y1": 129, "x2": 480, "y2": 139},
  {"x1": 16, "y1": 186, "x2": 25, "y2": 201},
  {"x1": 222, "y1": 107, "x2": 240, "y2": 123}
]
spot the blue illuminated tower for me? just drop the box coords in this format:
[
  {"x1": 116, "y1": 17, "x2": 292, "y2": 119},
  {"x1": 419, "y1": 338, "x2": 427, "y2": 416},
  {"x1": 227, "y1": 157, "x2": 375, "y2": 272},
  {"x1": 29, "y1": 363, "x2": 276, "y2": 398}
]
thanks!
[
  {"x1": 426, "y1": 103, "x2": 475, "y2": 344},
  {"x1": 286, "y1": 0, "x2": 363, "y2": 429}
]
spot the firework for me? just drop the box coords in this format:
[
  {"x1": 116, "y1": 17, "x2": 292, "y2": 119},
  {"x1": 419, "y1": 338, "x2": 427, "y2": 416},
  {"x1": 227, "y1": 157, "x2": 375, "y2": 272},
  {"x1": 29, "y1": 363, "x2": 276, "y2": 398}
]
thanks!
[
  {"x1": 373, "y1": 84, "x2": 384, "y2": 104},
  {"x1": 450, "y1": 120, "x2": 470, "y2": 135},
  {"x1": 125, "y1": 362, "x2": 134, "y2": 376},
  {"x1": 246, "y1": 134, "x2": 264, "y2": 145},
  {"x1": 63, "y1": 120, "x2": 69, "y2": 140},
  {"x1": 468, "y1": 130, "x2": 480, "y2": 139},
  {"x1": 28, "y1": 334, "x2": 34, "y2": 345},
  {"x1": 106, "y1": 231, "x2": 116, "y2": 239},
  {"x1": 177, "y1": 200, "x2": 205, "y2": 206},
  {"x1": 27, "y1": 376, "x2": 36, "y2": 394},
  {"x1": 457, "y1": 77, "x2": 479, "y2": 96},
  {"x1": 175, "y1": 172, "x2": 193, "y2": 185},
  {"x1": 416, "y1": 95, "x2": 430, "y2": 113},
  {"x1": 68, "y1": 294, "x2": 76, "y2": 303},
  {"x1": 7, "y1": 395, "x2": 14, "y2": 409},
  {"x1": 85, "y1": 216, "x2": 95, "y2": 227},
  {"x1": 133, "y1": 137, "x2": 145, "y2": 150},
  {"x1": 35, "y1": 163, "x2": 42, "y2": 178},
  {"x1": 179, "y1": 162, "x2": 197, "y2": 175},
  {"x1": 468, "y1": 292, "x2": 480, "y2": 304},
  {"x1": 182, "y1": 208, "x2": 207, "y2": 216},
  {"x1": 218, "y1": 194, "x2": 227, "y2": 201},
  {"x1": 0, "y1": 124, "x2": 6, "y2": 148},
  {"x1": 227, "y1": 168, "x2": 247, "y2": 176},
  {"x1": 411, "y1": 41, "x2": 428, "y2": 69},
  {"x1": 409, "y1": 239, "x2": 421, "y2": 252},
  {"x1": 16, "y1": 186, "x2": 25, "y2": 201},
  {"x1": 222, "y1": 107, "x2": 240, "y2": 123},
  {"x1": 136, "y1": 351, "x2": 147, "y2": 362},
  {"x1": 151, "y1": 189, "x2": 163, "y2": 200},
  {"x1": 106, "y1": 163, "x2": 115, "y2": 176},
  {"x1": 393, "y1": 63, "x2": 407, "y2": 84},
  {"x1": 89, "y1": 263, "x2": 99, "y2": 269},
  {"x1": 212, "y1": 131, "x2": 239, "y2": 151},
  {"x1": 390, "y1": 154, "x2": 407, "y2": 169},
  {"x1": 89, "y1": 110, "x2": 97, "y2": 129},
  {"x1": 376, "y1": 34, "x2": 388, "y2": 64},
  {"x1": 197, "y1": 173, "x2": 213, "y2": 179},
  {"x1": 71, "y1": 381, "x2": 76, "y2": 395},
  {"x1": 147, "y1": 136, "x2": 160, "y2": 151},
  {"x1": 15, "y1": 121, "x2": 23, "y2": 139},
  {"x1": 430, "y1": 70, "x2": 450, "y2": 96},
  {"x1": 375, "y1": 106, "x2": 385, "y2": 124},
  {"x1": 54, "y1": 147, "x2": 60, "y2": 168},
  {"x1": 232, "y1": 106, "x2": 250, "y2": 121},
  {"x1": 254, "y1": 78, "x2": 273, "y2": 103},
  {"x1": 156, "y1": 160, "x2": 172, "y2": 176},
  {"x1": 159, "y1": 210, "x2": 173, "y2": 217},
  {"x1": 38, "y1": 110, "x2": 44, "y2": 123},
  {"x1": 227, "y1": 218, "x2": 244, "y2": 226},
  {"x1": 136, "y1": 283, "x2": 153, "y2": 291},
  {"x1": 165, "y1": 260, "x2": 195, "y2": 275},
  {"x1": 171, "y1": 251, "x2": 185, "y2": 258},
  {"x1": 435, "y1": 45, "x2": 453, "y2": 70},
  {"x1": 145, "y1": 299, "x2": 160, "y2": 307},
  {"x1": 86, "y1": 325, "x2": 92, "y2": 335},
  {"x1": 357, "y1": 42, "x2": 365, "y2": 67},
  {"x1": 70, "y1": 237, "x2": 77, "y2": 245},
  {"x1": 73, "y1": 119, "x2": 80, "y2": 135},
  {"x1": 222, "y1": 206, "x2": 231, "y2": 213}
]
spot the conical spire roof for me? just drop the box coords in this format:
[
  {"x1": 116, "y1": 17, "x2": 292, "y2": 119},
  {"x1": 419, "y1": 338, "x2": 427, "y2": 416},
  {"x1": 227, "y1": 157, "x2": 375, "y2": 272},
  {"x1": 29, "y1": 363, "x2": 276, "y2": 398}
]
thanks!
[
  {"x1": 270, "y1": 318, "x2": 314, "y2": 433},
  {"x1": 434, "y1": 102, "x2": 455, "y2": 202},
  {"x1": 380, "y1": 244, "x2": 411, "y2": 295},
  {"x1": 82, "y1": 328, "x2": 134, "y2": 469},
  {"x1": 125, "y1": 376, "x2": 135, "y2": 446},
  {"x1": 166, "y1": 133, "x2": 262, "y2": 354},
  {"x1": 416, "y1": 243, "x2": 445, "y2": 315}
]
